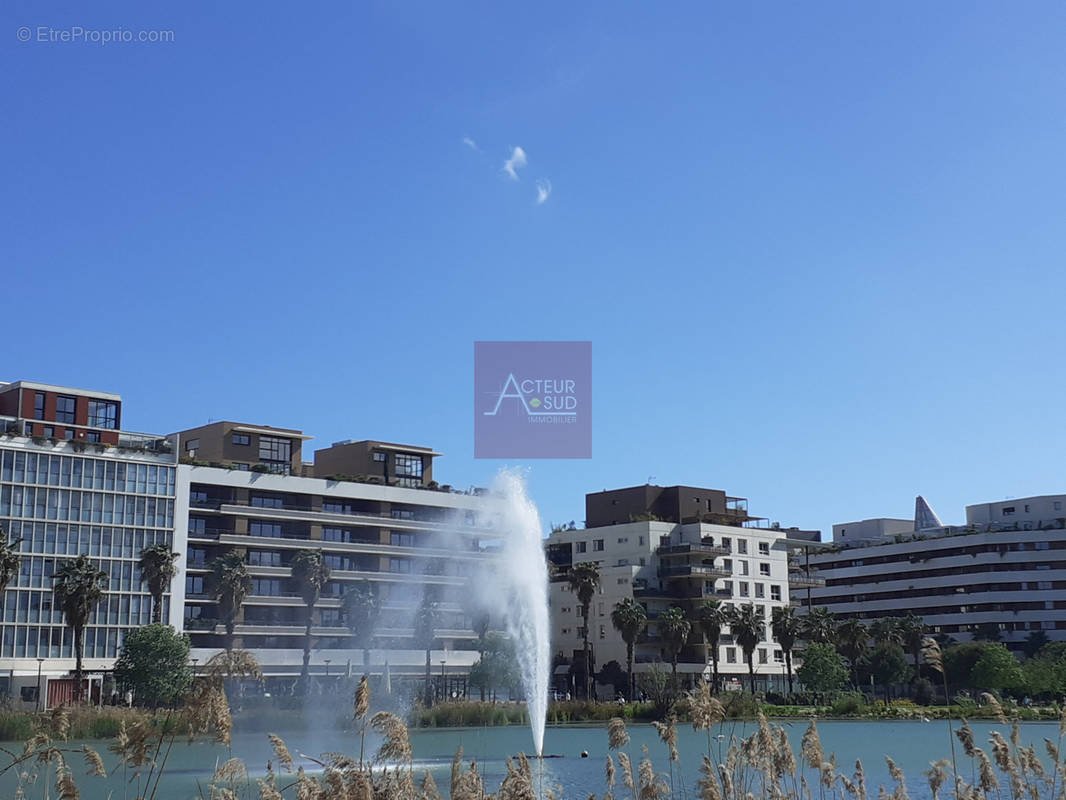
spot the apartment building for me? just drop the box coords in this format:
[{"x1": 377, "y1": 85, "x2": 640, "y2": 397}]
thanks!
[
  {"x1": 547, "y1": 484, "x2": 819, "y2": 695},
  {"x1": 807, "y1": 494, "x2": 1066, "y2": 651},
  {"x1": 0, "y1": 381, "x2": 181, "y2": 706},
  {"x1": 172, "y1": 423, "x2": 500, "y2": 685}
]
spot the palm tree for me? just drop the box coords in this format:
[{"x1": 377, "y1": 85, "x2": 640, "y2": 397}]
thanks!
[
  {"x1": 52, "y1": 555, "x2": 108, "y2": 702},
  {"x1": 138, "y1": 543, "x2": 180, "y2": 624},
  {"x1": 835, "y1": 618, "x2": 869, "y2": 687},
  {"x1": 413, "y1": 594, "x2": 438, "y2": 706},
  {"x1": 800, "y1": 606, "x2": 837, "y2": 645},
  {"x1": 610, "y1": 598, "x2": 647, "y2": 700},
  {"x1": 659, "y1": 607, "x2": 691, "y2": 688},
  {"x1": 0, "y1": 527, "x2": 22, "y2": 614},
  {"x1": 694, "y1": 599, "x2": 729, "y2": 693},
  {"x1": 897, "y1": 613, "x2": 926, "y2": 680},
  {"x1": 729, "y1": 604, "x2": 764, "y2": 695},
  {"x1": 208, "y1": 551, "x2": 251, "y2": 651},
  {"x1": 870, "y1": 617, "x2": 904, "y2": 647},
  {"x1": 291, "y1": 549, "x2": 331, "y2": 691},
  {"x1": 770, "y1": 605, "x2": 801, "y2": 695},
  {"x1": 342, "y1": 580, "x2": 380, "y2": 667},
  {"x1": 567, "y1": 562, "x2": 600, "y2": 699}
]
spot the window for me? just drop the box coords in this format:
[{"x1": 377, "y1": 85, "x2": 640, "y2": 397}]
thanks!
[
  {"x1": 232, "y1": 433, "x2": 251, "y2": 446},
  {"x1": 1024, "y1": 504, "x2": 1030, "y2": 513},
  {"x1": 87, "y1": 400, "x2": 118, "y2": 429},
  {"x1": 251, "y1": 579, "x2": 281, "y2": 596},
  {"x1": 389, "y1": 558, "x2": 411, "y2": 574},
  {"x1": 186, "y1": 575, "x2": 205, "y2": 594},
  {"x1": 638, "y1": 536, "x2": 645, "y2": 546},
  {"x1": 617, "y1": 537, "x2": 628, "y2": 544},
  {"x1": 33, "y1": 392, "x2": 45, "y2": 420},
  {"x1": 773, "y1": 650, "x2": 784, "y2": 663},
  {"x1": 1055, "y1": 501, "x2": 1062, "y2": 511},
  {"x1": 575, "y1": 541, "x2": 587, "y2": 553},
  {"x1": 185, "y1": 438, "x2": 199, "y2": 451},
  {"x1": 739, "y1": 582, "x2": 749, "y2": 598},
  {"x1": 189, "y1": 517, "x2": 206, "y2": 534},
  {"x1": 721, "y1": 580, "x2": 732, "y2": 595},
  {"x1": 721, "y1": 537, "x2": 731, "y2": 552},
  {"x1": 43, "y1": 426, "x2": 54, "y2": 438},
  {"x1": 251, "y1": 495, "x2": 283, "y2": 509},
  {"x1": 770, "y1": 585, "x2": 781, "y2": 602},
  {"x1": 258, "y1": 435, "x2": 292, "y2": 473},
  {"x1": 759, "y1": 562, "x2": 770, "y2": 576},
  {"x1": 235, "y1": 463, "x2": 249, "y2": 471},
  {"x1": 391, "y1": 532, "x2": 414, "y2": 547},
  {"x1": 86, "y1": 431, "x2": 100, "y2": 443},
  {"x1": 248, "y1": 550, "x2": 282, "y2": 567},
  {"x1": 323, "y1": 527, "x2": 351, "y2": 543},
  {"x1": 726, "y1": 647, "x2": 737, "y2": 664},
  {"x1": 758, "y1": 648, "x2": 768, "y2": 664},
  {"x1": 64, "y1": 429, "x2": 75, "y2": 440},
  {"x1": 250, "y1": 521, "x2": 282, "y2": 538},
  {"x1": 55, "y1": 396, "x2": 76, "y2": 424},
  {"x1": 1036, "y1": 541, "x2": 1050, "y2": 550},
  {"x1": 754, "y1": 583, "x2": 765, "y2": 599},
  {"x1": 1002, "y1": 506, "x2": 1015, "y2": 516},
  {"x1": 758, "y1": 542, "x2": 770, "y2": 555},
  {"x1": 722, "y1": 558, "x2": 733, "y2": 572},
  {"x1": 737, "y1": 539, "x2": 747, "y2": 554},
  {"x1": 373, "y1": 452, "x2": 386, "y2": 462},
  {"x1": 394, "y1": 453, "x2": 423, "y2": 479},
  {"x1": 739, "y1": 560, "x2": 749, "y2": 576},
  {"x1": 593, "y1": 539, "x2": 604, "y2": 552}
]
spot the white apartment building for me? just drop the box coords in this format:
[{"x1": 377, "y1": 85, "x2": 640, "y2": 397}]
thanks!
[
  {"x1": 547, "y1": 485, "x2": 818, "y2": 695},
  {"x1": 808, "y1": 494, "x2": 1066, "y2": 650}
]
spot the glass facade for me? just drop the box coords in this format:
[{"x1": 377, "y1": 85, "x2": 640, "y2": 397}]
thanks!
[{"x1": 0, "y1": 446, "x2": 177, "y2": 660}]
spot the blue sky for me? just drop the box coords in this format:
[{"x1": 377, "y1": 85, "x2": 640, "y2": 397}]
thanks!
[{"x1": 4, "y1": 2, "x2": 1065, "y2": 536}]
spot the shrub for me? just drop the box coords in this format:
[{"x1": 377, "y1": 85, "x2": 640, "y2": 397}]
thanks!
[
  {"x1": 913, "y1": 677, "x2": 935, "y2": 706},
  {"x1": 829, "y1": 692, "x2": 866, "y2": 716}
]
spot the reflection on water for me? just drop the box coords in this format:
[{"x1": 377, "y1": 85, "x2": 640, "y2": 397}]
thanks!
[{"x1": 2, "y1": 719, "x2": 1059, "y2": 799}]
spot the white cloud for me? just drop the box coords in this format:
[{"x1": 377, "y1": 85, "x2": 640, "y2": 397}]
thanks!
[
  {"x1": 462, "y1": 137, "x2": 478, "y2": 151},
  {"x1": 535, "y1": 179, "x2": 552, "y2": 205},
  {"x1": 502, "y1": 146, "x2": 527, "y2": 180}
]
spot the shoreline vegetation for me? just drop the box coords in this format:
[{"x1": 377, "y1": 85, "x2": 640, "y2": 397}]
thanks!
[{"x1": 1, "y1": 695, "x2": 1061, "y2": 742}]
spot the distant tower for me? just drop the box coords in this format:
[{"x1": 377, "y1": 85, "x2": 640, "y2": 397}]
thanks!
[{"x1": 914, "y1": 496, "x2": 944, "y2": 530}]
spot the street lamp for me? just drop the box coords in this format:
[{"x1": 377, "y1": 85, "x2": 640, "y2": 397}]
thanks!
[
  {"x1": 35, "y1": 658, "x2": 44, "y2": 712},
  {"x1": 439, "y1": 659, "x2": 446, "y2": 701}
]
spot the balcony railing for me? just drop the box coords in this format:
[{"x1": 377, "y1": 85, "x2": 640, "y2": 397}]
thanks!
[
  {"x1": 788, "y1": 571, "x2": 825, "y2": 588},
  {"x1": 659, "y1": 564, "x2": 731, "y2": 580},
  {"x1": 656, "y1": 543, "x2": 731, "y2": 558}
]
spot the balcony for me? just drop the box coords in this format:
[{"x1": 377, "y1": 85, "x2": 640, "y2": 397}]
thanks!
[
  {"x1": 656, "y1": 542, "x2": 730, "y2": 558},
  {"x1": 788, "y1": 571, "x2": 825, "y2": 589},
  {"x1": 659, "y1": 564, "x2": 731, "y2": 581}
]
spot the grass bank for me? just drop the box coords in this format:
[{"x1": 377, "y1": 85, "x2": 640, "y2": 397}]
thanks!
[{"x1": 0, "y1": 706, "x2": 191, "y2": 742}]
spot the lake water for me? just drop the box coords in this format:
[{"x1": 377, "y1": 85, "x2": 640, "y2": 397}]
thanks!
[{"x1": 3, "y1": 718, "x2": 1061, "y2": 799}]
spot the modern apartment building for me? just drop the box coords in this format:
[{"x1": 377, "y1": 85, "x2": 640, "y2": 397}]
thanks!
[
  {"x1": 0, "y1": 381, "x2": 181, "y2": 706},
  {"x1": 171, "y1": 423, "x2": 500, "y2": 686},
  {"x1": 807, "y1": 494, "x2": 1066, "y2": 651},
  {"x1": 547, "y1": 484, "x2": 819, "y2": 694}
]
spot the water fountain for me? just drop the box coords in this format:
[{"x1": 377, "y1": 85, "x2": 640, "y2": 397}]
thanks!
[{"x1": 485, "y1": 469, "x2": 551, "y2": 757}]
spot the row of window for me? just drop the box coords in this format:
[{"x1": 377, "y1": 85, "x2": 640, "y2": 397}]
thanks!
[
  {"x1": 1, "y1": 451, "x2": 175, "y2": 495},
  {"x1": 2, "y1": 590, "x2": 164, "y2": 626},
  {"x1": 1, "y1": 624, "x2": 131, "y2": 659},
  {"x1": 32, "y1": 394, "x2": 118, "y2": 429},
  {"x1": 8, "y1": 556, "x2": 163, "y2": 593},
  {"x1": 1, "y1": 487, "x2": 175, "y2": 527},
  {"x1": 2, "y1": 522, "x2": 172, "y2": 558}
]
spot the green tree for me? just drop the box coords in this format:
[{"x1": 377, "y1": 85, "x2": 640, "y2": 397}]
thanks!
[
  {"x1": 800, "y1": 607, "x2": 837, "y2": 645},
  {"x1": 869, "y1": 618, "x2": 904, "y2": 647},
  {"x1": 610, "y1": 597, "x2": 647, "y2": 701},
  {"x1": 413, "y1": 594, "x2": 438, "y2": 706},
  {"x1": 972, "y1": 622, "x2": 1003, "y2": 642},
  {"x1": 971, "y1": 643, "x2": 1024, "y2": 694},
  {"x1": 770, "y1": 605, "x2": 801, "y2": 695},
  {"x1": 1021, "y1": 647, "x2": 1066, "y2": 698},
  {"x1": 943, "y1": 642, "x2": 996, "y2": 690},
  {"x1": 694, "y1": 599, "x2": 729, "y2": 694},
  {"x1": 729, "y1": 604, "x2": 765, "y2": 695},
  {"x1": 342, "y1": 580, "x2": 380, "y2": 667},
  {"x1": 835, "y1": 619, "x2": 869, "y2": 687},
  {"x1": 138, "y1": 543, "x2": 180, "y2": 625},
  {"x1": 113, "y1": 624, "x2": 192, "y2": 707},
  {"x1": 208, "y1": 551, "x2": 251, "y2": 651},
  {"x1": 868, "y1": 643, "x2": 911, "y2": 704},
  {"x1": 659, "y1": 607, "x2": 691, "y2": 688},
  {"x1": 291, "y1": 549, "x2": 331, "y2": 691},
  {"x1": 1022, "y1": 631, "x2": 1051, "y2": 659},
  {"x1": 0, "y1": 527, "x2": 22, "y2": 615},
  {"x1": 566, "y1": 562, "x2": 600, "y2": 699},
  {"x1": 898, "y1": 613, "x2": 927, "y2": 680},
  {"x1": 53, "y1": 555, "x2": 108, "y2": 702},
  {"x1": 468, "y1": 633, "x2": 520, "y2": 701},
  {"x1": 797, "y1": 642, "x2": 848, "y2": 693}
]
